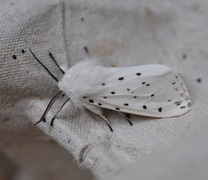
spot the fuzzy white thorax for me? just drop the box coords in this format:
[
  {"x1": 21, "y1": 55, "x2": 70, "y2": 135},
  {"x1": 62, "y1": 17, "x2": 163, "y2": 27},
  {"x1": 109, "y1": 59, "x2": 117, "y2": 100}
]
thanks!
[{"x1": 58, "y1": 60, "x2": 109, "y2": 114}]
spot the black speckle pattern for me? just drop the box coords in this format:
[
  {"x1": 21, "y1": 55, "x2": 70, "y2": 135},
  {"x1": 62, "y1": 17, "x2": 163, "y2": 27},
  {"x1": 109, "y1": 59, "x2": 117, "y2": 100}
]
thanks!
[
  {"x1": 180, "y1": 106, "x2": 186, "y2": 109},
  {"x1": 111, "y1": 91, "x2": 115, "y2": 94},
  {"x1": 134, "y1": 96, "x2": 137, "y2": 98},
  {"x1": 146, "y1": 84, "x2": 150, "y2": 86},
  {"x1": 124, "y1": 103, "x2": 129, "y2": 106},
  {"x1": 98, "y1": 103, "x2": 102, "y2": 106},
  {"x1": 172, "y1": 82, "x2": 176, "y2": 85},
  {"x1": 115, "y1": 107, "x2": 120, "y2": 110},
  {"x1": 136, "y1": 73, "x2": 141, "y2": 76},
  {"x1": 151, "y1": 94, "x2": 154, "y2": 97},
  {"x1": 22, "y1": 49, "x2": 25, "y2": 54},
  {"x1": 142, "y1": 82, "x2": 145, "y2": 85},
  {"x1": 143, "y1": 105, "x2": 147, "y2": 109},
  {"x1": 12, "y1": 55, "x2": 17, "y2": 59},
  {"x1": 182, "y1": 54, "x2": 187, "y2": 59},
  {"x1": 103, "y1": 96, "x2": 107, "y2": 99},
  {"x1": 118, "y1": 77, "x2": 124, "y2": 80},
  {"x1": 158, "y1": 107, "x2": 162, "y2": 112},
  {"x1": 102, "y1": 83, "x2": 106, "y2": 86},
  {"x1": 89, "y1": 99, "x2": 94, "y2": 103},
  {"x1": 127, "y1": 88, "x2": 130, "y2": 91},
  {"x1": 168, "y1": 99, "x2": 172, "y2": 102},
  {"x1": 84, "y1": 46, "x2": 88, "y2": 54},
  {"x1": 196, "y1": 78, "x2": 201, "y2": 83}
]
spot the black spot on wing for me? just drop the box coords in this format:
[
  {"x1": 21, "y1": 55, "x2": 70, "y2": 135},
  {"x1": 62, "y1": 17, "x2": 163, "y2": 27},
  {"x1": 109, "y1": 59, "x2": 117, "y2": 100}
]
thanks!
[
  {"x1": 124, "y1": 103, "x2": 129, "y2": 106},
  {"x1": 136, "y1": 72, "x2": 141, "y2": 76},
  {"x1": 143, "y1": 105, "x2": 147, "y2": 109},
  {"x1": 158, "y1": 107, "x2": 162, "y2": 112},
  {"x1": 89, "y1": 99, "x2": 94, "y2": 103},
  {"x1": 118, "y1": 77, "x2": 124, "y2": 80}
]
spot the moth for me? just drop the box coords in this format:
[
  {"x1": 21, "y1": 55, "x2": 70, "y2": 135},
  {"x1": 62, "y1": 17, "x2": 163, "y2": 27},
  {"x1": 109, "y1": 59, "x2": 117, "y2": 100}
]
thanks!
[{"x1": 29, "y1": 49, "x2": 191, "y2": 131}]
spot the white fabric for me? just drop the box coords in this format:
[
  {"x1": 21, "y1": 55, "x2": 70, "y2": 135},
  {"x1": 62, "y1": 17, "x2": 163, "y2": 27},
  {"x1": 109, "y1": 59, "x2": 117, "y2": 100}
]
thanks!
[{"x1": 1, "y1": 0, "x2": 208, "y2": 179}]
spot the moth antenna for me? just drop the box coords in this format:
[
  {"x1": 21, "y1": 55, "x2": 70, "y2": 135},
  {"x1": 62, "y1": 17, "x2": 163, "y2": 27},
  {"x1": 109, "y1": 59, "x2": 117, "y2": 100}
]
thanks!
[
  {"x1": 29, "y1": 48, "x2": 59, "y2": 82},
  {"x1": 50, "y1": 98, "x2": 70, "y2": 126},
  {"x1": 118, "y1": 112, "x2": 133, "y2": 126},
  {"x1": 49, "y1": 52, "x2": 65, "y2": 74},
  {"x1": 35, "y1": 91, "x2": 63, "y2": 125}
]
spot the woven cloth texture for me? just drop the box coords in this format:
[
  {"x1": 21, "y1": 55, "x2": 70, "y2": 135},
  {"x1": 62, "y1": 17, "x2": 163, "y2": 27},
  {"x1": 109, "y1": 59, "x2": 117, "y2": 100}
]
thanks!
[{"x1": 1, "y1": 0, "x2": 208, "y2": 179}]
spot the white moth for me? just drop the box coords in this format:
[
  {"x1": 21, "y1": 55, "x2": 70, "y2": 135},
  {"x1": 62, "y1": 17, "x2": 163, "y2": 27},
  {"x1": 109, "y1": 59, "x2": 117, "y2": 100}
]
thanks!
[{"x1": 29, "y1": 49, "x2": 191, "y2": 131}]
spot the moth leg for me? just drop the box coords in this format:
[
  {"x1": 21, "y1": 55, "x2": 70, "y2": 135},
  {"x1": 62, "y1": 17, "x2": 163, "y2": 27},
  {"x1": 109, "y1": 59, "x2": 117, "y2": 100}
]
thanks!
[
  {"x1": 118, "y1": 112, "x2": 133, "y2": 126},
  {"x1": 99, "y1": 115, "x2": 114, "y2": 132},
  {"x1": 84, "y1": 105, "x2": 113, "y2": 132},
  {"x1": 50, "y1": 98, "x2": 70, "y2": 126},
  {"x1": 35, "y1": 91, "x2": 63, "y2": 125}
]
